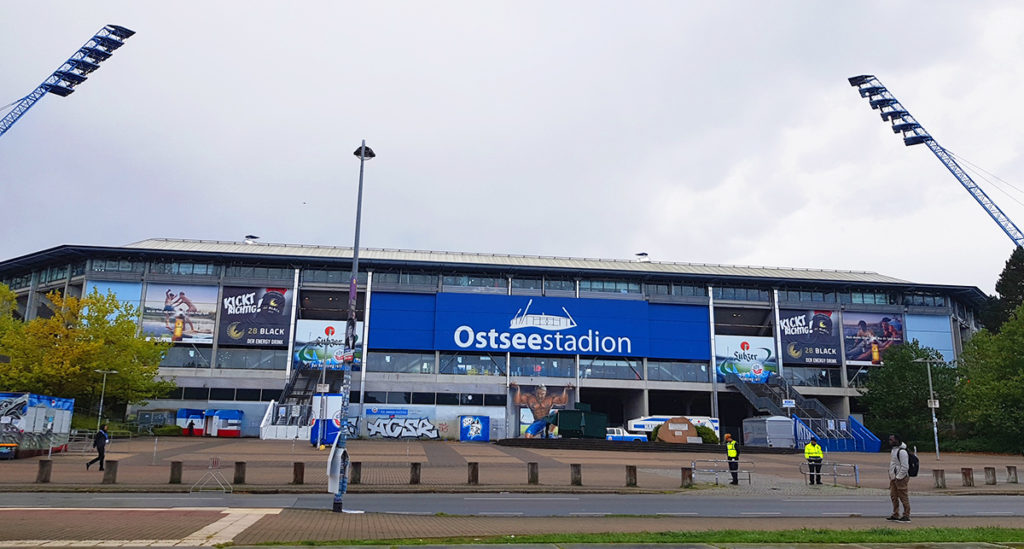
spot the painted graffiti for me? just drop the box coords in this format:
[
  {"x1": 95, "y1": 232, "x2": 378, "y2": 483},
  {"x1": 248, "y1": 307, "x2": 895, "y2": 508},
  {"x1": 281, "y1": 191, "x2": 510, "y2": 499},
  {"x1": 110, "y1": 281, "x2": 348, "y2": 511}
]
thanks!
[{"x1": 367, "y1": 417, "x2": 439, "y2": 439}]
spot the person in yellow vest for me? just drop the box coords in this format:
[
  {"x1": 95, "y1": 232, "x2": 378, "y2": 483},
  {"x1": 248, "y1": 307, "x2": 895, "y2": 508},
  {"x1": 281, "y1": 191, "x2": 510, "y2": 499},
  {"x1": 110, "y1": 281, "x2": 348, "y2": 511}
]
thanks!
[
  {"x1": 805, "y1": 436, "x2": 824, "y2": 485},
  {"x1": 724, "y1": 433, "x2": 739, "y2": 485}
]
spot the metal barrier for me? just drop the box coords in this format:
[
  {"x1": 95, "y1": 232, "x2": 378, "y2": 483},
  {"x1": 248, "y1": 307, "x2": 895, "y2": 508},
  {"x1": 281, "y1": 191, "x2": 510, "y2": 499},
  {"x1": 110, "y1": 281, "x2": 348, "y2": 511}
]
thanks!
[
  {"x1": 798, "y1": 461, "x2": 859, "y2": 487},
  {"x1": 691, "y1": 459, "x2": 753, "y2": 485}
]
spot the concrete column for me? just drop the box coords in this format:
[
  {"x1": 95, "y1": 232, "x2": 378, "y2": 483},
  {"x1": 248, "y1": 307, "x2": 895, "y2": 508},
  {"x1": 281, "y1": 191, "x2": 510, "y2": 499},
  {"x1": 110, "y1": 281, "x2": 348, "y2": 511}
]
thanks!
[
  {"x1": 932, "y1": 469, "x2": 946, "y2": 489},
  {"x1": 102, "y1": 461, "x2": 118, "y2": 484},
  {"x1": 527, "y1": 462, "x2": 539, "y2": 485},
  {"x1": 570, "y1": 463, "x2": 582, "y2": 486},
  {"x1": 1007, "y1": 465, "x2": 1018, "y2": 484},
  {"x1": 351, "y1": 462, "x2": 362, "y2": 484},
  {"x1": 680, "y1": 467, "x2": 693, "y2": 488},
  {"x1": 292, "y1": 462, "x2": 304, "y2": 485},
  {"x1": 169, "y1": 461, "x2": 182, "y2": 484},
  {"x1": 625, "y1": 465, "x2": 637, "y2": 487},
  {"x1": 467, "y1": 462, "x2": 479, "y2": 485},
  {"x1": 410, "y1": 462, "x2": 421, "y2": 485},
  {"x1": 961, "y1": 467, "x2": 974, "y2": 487},
  {"x1": 984, "y1": 467, "x2": 997, "y2": 485},
  {"x1": 233, "y1": 462, "x2": 246, "y2": 484},
  {"x1": 36, "y1": 460, "x2": 52, "y2": 483}
]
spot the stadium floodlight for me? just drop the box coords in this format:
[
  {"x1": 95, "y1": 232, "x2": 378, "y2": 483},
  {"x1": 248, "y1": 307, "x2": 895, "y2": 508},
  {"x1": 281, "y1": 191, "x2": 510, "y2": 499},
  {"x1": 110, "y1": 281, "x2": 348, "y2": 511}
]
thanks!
[{"x1": 0, "y1": 24, "x2": 135, "y2": 139}]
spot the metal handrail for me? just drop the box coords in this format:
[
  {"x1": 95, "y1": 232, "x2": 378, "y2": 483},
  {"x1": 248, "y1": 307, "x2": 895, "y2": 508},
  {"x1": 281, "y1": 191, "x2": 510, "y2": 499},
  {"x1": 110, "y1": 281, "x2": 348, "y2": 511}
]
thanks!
[{"x1": 799, "y1": 460, "x2": 860, "y2": 487}]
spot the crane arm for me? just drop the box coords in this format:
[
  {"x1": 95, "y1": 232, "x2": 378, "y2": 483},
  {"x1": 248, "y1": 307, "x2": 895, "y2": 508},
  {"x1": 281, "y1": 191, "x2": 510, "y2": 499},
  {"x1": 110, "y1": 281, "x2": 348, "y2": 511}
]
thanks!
[{"x1": 849, "y1": 75, "x2": 1024, "y2": 248}]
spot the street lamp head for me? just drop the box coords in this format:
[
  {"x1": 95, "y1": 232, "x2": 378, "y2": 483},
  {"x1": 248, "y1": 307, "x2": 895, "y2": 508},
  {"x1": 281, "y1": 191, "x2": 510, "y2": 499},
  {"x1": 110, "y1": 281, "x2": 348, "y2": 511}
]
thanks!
[
  {"x1": 353, "y1": 145, "x2": 375, "y2": 160},
  {"x1": 95, "y1": 369, "x2": 118, "y2": 375}
]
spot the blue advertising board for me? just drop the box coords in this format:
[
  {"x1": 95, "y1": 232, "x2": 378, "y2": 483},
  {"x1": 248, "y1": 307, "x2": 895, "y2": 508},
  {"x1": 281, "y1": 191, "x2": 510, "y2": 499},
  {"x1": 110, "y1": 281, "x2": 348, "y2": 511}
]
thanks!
[{"x1": 368, "y1": 292, "x2": 710, "y2": 361}]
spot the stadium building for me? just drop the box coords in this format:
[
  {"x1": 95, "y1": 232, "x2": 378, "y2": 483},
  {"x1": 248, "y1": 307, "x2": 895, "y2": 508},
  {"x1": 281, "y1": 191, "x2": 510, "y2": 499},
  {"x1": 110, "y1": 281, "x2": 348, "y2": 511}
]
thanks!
[{"x1": 0, "y1": 238, "x2": 985, "y2": 444}]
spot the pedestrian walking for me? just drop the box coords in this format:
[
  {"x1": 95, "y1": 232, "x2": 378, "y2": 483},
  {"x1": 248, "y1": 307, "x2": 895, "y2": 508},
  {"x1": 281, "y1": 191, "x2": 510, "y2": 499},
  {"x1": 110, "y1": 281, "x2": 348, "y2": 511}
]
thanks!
[
  {"x1": 86, "y1": 424, "x2": 109, "y2": 471},
  {"x1": 887, "y1": 433, "x2": 911, "y2": 522},
  {"x1": 187, "y1": 420, "x2": 195, "y2": 437},
  {"x1": 724, "y1": 433, "x2": 739, "y2": 485},
  {"x1": 804, "y1": 436, "x2": 824, "y2": 485}
]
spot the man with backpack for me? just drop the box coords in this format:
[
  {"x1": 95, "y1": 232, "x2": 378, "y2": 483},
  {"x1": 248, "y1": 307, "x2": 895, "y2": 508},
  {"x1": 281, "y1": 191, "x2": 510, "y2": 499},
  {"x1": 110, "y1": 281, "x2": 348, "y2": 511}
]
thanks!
[{"x1": 887, "y1": 433, "x2": 916, "y2": 522}]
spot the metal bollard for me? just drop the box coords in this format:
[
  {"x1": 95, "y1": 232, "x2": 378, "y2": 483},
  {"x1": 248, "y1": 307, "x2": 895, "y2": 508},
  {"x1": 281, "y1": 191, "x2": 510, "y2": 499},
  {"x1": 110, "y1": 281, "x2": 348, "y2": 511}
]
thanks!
[
  {"x1": 680, "y1": 467, "x2": 693, "y2": 488},
  {"x1": 234, "y1": 461, "x2": 246, "y2": 485},
  {"x1": 467, "y1": 462, "x2": 479, "y2": 485},
  {"x1": 984, "y1": 467, "x2": 997, "y2": 485},
  {"x1": 961, "y1": 467, "x2": 974, "y2": 487},
  {"x1": 570, "y1": 463, "x2": 582, "y2": 486},
  {"x1": 527, "y1": 462, "x2": 539, "y2": 485},
  {"x1": 102, "y1": 460, "x2": 118, "y2": 484},
  {"x1": 410, "y1": 462, "x2": 421, "y2": 485},
  {"x1": 292, "y1": 462, "x2": 304, "y2": 485},
  {"x1": 932, "y1": 469, "x2": 946, "y2": 489},
  {"x1": 351, "y1": 462, "x2": 361, "y2": 485},
  {"x1": 169, "y1": 461, "x2": 182, "y2": 484},
  {"x1": 625, "y1": 465, "x2": 637, "y2": 487},
  {"x1": 36, "y1": 460, "x2": 52, "y2": 483},
  {"x1": 1007, "y1": 465, "x2": 1018, "y2": 484}
]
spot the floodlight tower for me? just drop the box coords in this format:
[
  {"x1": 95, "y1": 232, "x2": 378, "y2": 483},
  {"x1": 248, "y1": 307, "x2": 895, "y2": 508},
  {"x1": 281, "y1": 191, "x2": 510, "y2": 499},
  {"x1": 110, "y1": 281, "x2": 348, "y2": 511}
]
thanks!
[
  {"x1": 0, "y1": 24, "x2": 135, "y2": 139},
  {"x1": 848, "y1": 75, "x2": 1024, "y2": 248}
]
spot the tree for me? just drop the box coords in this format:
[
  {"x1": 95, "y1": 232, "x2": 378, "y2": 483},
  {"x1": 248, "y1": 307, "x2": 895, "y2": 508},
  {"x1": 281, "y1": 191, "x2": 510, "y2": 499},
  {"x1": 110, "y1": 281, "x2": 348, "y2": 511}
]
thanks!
[
  {"x1": 0, "y1": 287, "x2": 174, "y2": 419},
  {"x1": 955, "y1": 302, "x2": 1024, "y2": 454},
  {"x1": 859, "y1": 341, "x2": 955, "y2": 450},
  {"x1": 980, "y1": 246, "x2": 1024, "y2": 332}
]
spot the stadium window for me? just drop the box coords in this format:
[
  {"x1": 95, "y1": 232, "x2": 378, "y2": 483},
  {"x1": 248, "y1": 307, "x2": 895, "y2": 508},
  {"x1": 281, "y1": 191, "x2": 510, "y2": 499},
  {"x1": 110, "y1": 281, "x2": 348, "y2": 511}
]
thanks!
[
  {"x1": 209, "y1": 388, "x2": 235, "y2": 400},
  {"x1": 544, "y1": 279, "x2": 575, "y2": 292},
  {"x1": 484, "y1": 394, "x2": 507, "y2": 407},
  {"x1": 363, "y1": 391, "x2": 386, "y2": 404},
  {"x1": 436, "y1": 393, "x2": 459, "y2": 405},
  {"x1": 386, "y1": 392, "x2": 411, "y2": 404},
  {"x1": 512, "y1": 277, "x2": 542, "y2": 290},
  {"x1": 411, "y1": 392, "x2": 435, "y2": 405}
]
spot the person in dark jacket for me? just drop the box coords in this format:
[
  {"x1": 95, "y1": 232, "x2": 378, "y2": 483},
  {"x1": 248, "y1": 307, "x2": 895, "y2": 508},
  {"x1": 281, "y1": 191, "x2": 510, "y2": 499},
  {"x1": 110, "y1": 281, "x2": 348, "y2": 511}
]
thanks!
[{"x1": 86, "y1": 424, "x2": 110, "y2": 471}]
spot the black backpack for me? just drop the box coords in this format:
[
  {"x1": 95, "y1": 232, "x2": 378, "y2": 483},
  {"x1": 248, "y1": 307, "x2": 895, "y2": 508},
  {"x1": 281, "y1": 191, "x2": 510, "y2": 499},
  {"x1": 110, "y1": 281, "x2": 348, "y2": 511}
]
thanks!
[{"x1": 902, "y1": 448, "x2": 920, "y2": 477}]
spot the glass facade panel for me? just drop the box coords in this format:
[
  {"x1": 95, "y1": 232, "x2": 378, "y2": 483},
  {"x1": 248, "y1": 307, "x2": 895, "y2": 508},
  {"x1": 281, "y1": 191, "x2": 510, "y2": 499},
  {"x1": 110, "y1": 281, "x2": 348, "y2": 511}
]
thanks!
[
  {"x1": 544, "y1": 279, "x2": 575, "y2": 292},
  {"x1": 215, "y1": 348, "x2": 287, "y2": 370},
  {"x1": 387, "y1": 392, "x2": 411, "y2": 404},
  {"x1": 161, "y1": 345, "x2": 212, "y2": 368},
  {"x1": 509, "y1": 354, "x2": 574, "y2": 378},
  {"x1": 411, "y1": 392, "x2": 435, "y2": 405},
  {"x1": 648, "y1": 360, "x2": 710, "y2": 382},
  {"x1": 210, "y1": 388, "x2": 234, "y2": 400},
  {"x1": 365, "y1": 351, "x2": 434, "y2": 374},
  {"x1": 459, "y1": 393, "x2": 484, "y2": 406},
  {"x1": 783, "y1": 366, "x2": 842, "y2": 387},
  {"x1": 484, "y1": 394, "x2": 507, "y2": 406},
  {"x1": 580, "y1": 356, "x2": 642, "y2": 380},
  {"x1": 438, "y1": 352, "x2": 506, "y2": 376},
  {"x1": 363, "y1": 391, "x2": 386, "y2": 404},
  {"x1": 511, "y1": 277, "x2": 542, "y2": 290},
  {"x1": 436, "y1": 393, "x2": 458, "y2": 405}
]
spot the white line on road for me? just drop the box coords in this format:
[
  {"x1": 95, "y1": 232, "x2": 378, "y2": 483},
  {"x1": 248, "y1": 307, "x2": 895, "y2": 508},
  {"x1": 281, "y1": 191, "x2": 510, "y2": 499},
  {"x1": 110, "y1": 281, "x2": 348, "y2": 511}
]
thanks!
[
  {"x1": 570, "y1": 513, "x2": 607, "y2": 516},
  {"x1": 822, "y1": 513, "x2": 862, "y2": 516},
  {"x1": 464, "y1": 497, "x2": 580, "y2": 501}
]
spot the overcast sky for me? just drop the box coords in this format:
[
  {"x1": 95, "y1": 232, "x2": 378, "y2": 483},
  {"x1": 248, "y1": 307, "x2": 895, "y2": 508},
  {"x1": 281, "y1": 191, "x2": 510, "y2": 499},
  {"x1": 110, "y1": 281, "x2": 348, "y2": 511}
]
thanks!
[{"x1": 2, "y1": 2, "x2": 1023, "y2": 293}]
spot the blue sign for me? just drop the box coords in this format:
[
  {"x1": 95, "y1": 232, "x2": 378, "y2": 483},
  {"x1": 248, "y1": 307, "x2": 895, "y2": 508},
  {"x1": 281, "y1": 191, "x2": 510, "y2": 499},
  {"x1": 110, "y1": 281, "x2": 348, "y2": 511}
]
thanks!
[
  {"x1": 435, "y1": 294, "x2": 649, "y2": 357},
  {"x1": 460, "y1": 415, "x2": 490, "y2": 441}
]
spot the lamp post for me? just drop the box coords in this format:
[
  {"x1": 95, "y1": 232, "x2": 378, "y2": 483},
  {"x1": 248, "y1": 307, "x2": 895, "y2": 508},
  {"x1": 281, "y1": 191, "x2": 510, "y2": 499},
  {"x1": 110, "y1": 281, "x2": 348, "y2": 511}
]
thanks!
[
  {"x1": 94, "y1": 369, "x2": 118, "y2": 431},
  {"x1": 332, "y1": 140, "x2": 374, "y2": 513},
  {"x1": 913, "y1": 358, "x2": 941, "y2": 461}
]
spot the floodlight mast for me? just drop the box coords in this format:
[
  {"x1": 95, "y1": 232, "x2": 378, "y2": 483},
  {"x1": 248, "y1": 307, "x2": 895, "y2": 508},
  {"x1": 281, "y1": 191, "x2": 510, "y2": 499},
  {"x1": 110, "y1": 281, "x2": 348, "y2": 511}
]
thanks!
[
  {"x1": 0, "y1": 24, "x2": 135, "y2": 139},
  {"x1": 848, "y1": 75, "x2": 1024, "y2": 248}
]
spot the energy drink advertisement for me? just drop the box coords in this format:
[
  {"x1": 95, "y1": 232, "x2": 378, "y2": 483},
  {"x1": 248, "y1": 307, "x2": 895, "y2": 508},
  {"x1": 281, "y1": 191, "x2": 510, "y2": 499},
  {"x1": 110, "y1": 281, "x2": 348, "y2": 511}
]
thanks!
[
  {"x1": 843, "y1": 312, "x2": 904, "y2": 365},
  {"x1": 714, "y1": 335, "x2": 778, "y2": 383},
  {"x1": 141, "y1": 284, "x2": 217, "y2": 343},
  {"x1": 779, "y1": 309, "x2": 841, "y2": 365},
  {"x1": 217, "y1": 287, "x2": 293, "y2": 347}
]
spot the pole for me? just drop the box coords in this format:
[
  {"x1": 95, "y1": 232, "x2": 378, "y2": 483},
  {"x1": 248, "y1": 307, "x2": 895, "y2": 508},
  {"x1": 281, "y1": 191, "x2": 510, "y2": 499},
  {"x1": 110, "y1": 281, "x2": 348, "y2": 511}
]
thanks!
[
  {"x1": 926, "y1": 360, "x2": 940, "y2": 461},
  {"x1": 97, "y1": 372, "x2": 108, "y2": 431}
]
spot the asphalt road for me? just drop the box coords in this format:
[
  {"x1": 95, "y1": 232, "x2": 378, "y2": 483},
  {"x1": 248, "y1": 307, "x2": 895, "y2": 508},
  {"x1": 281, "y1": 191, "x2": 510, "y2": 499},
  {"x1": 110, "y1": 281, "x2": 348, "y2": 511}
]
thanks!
[{"x1": 4, "y1": 492, "x2": 1023, "y2": 518}]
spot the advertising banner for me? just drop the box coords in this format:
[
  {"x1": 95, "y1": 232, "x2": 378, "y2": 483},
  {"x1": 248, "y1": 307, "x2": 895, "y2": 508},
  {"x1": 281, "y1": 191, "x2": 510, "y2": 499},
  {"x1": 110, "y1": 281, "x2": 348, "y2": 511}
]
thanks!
[
  {"x1": 293, "y1": 319, "x2": 364, "y2": 370},
  {"x1": 843, "y1": 312, "x2": 904, "y2": 365},
  {"x1": 141, "y1": 284, "x2": 217, "y2": 343},
  {"x1": 83, "y1": 280, "x2": 143, "y2": 311},
  {"x1": 714, "y1": 335, "x2": 778, "y2": 383},
  {"x1": 217, "y1": 286, "x2": 293, "y2": 347},
  {"x1": 778, "y1": 309, "x2": 841, "y2": 365},
  {"x1": 434, "y1": 294, "x2": 649, "y2": 358}
]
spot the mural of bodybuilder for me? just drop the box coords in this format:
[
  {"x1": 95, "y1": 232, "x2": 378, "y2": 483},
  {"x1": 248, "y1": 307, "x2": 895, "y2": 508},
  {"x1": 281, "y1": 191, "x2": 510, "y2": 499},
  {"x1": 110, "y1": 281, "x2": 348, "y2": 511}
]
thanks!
[{"x1": 510, "y1": 383, "x2": 573, "y2": 438}]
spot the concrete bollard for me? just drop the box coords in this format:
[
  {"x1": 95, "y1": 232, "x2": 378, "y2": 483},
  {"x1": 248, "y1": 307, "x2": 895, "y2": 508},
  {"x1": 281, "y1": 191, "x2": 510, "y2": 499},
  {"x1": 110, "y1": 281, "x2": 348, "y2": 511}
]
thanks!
[
  {"x1": 292, "y1": 462, "x2": 304, "y2": 485},
  {"x1": 961, "y1": 467, "x2": 974, "y2": 487},
  {"x1": 984, "y1": 467, "x2": 997, "y2": 485},
  {"x1": 169, "y1": 461, "x2": 182, "y2": 484},
  {"x1": 36, "y1": 460, "x2": 52, "y2": 484},
  {"x1": 680, "y1": 467, "x2": 693, "y2": 488},
  {"x1": 527, "y1": 462, "x2": 539, "y2": 485},
  {"x1": 102, "y1": 460, "x2": 118, "y2": 484},
  {"x1": 1007, "y1": 465, "x2": 1018, "y2": 484},
  {"x1": 351, "y1": 462, "x2": 361, "y2": 485},
  {"x1": 626, "y1": 465, "x2": 637, "y2": 487},
  {"x1": 932, "y1": 469, "x2": 946, "y2": 489},
  {"x1": 467, "y1": 462, "x2": 479, "y2": 485},
  {"x1": 570, "y1": 463, "x2": 582, "y2": 486},
  {"x1": 234, "y1": 461, "x2": 246, "y2": 485},
  {"x1": 410, "y1": 462, "x2": 421, "y2": 485}
]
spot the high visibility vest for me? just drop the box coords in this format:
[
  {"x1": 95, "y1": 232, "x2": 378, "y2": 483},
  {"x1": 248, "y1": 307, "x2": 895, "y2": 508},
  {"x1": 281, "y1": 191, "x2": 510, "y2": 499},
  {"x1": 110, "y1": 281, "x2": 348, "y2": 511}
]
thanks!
[
  {"x1": 804, "y1": 442, "x2": 824, "y2": 459},
  {"x1": 726, "y1": 440, "x2": 737, "y2": 458}
]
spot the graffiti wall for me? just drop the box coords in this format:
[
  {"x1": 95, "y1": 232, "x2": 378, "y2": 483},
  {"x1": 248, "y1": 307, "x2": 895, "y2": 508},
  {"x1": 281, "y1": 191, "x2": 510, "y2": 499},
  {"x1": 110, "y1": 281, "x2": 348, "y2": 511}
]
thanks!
[{"x1": 0, "y1": 393, "x2": 75, "y2": 453}]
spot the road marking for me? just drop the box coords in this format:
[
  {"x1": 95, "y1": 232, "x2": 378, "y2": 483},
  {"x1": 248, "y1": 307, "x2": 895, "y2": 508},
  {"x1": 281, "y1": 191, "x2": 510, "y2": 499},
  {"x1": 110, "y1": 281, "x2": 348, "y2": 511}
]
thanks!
[
  {"x1": 570, "y1": 512, "x2": 606, "y2": 516},
  {"x1": 465, "y1": 497, "x2": 579, "y2": 501},
  {"x1": 822, "y1": 513, "x2": 862, "y2": 516}
]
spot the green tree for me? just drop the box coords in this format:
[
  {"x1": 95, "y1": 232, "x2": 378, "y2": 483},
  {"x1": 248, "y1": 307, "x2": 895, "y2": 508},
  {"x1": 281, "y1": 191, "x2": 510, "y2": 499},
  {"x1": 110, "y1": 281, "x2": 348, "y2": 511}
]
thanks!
[
  {"x1": 859, "y1": 341, "x2": 955, "y2": 450},
  {"x1": 0, "y1": 283, "x2": 19, "y2": 344},
  {"x1": 0, "y1": 287, "x2": 174, "y2": 419},
  {"x1": 955, "y1": 302, "x2": 1024, "y2": 453},
  {"x1": 980, "y1": 246, "x2": 1024, "y2": 332}
]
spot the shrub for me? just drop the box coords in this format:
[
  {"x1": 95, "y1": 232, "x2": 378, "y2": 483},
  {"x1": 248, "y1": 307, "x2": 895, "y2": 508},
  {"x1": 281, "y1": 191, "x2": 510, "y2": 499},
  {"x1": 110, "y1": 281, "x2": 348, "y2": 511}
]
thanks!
[
  {"x1": 152, "y1": 425, "x2": 182, "y2": 436},
  {"x1": 696, "y1": 425, "x2": 719, "y2": 444}
]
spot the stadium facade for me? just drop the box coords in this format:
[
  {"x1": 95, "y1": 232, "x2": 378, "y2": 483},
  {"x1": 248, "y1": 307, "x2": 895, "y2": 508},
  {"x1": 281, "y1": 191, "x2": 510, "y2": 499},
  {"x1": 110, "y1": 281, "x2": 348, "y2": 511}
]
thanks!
[{"x1": 0, "y1": 238, "x2": 985, "y2": 442}]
